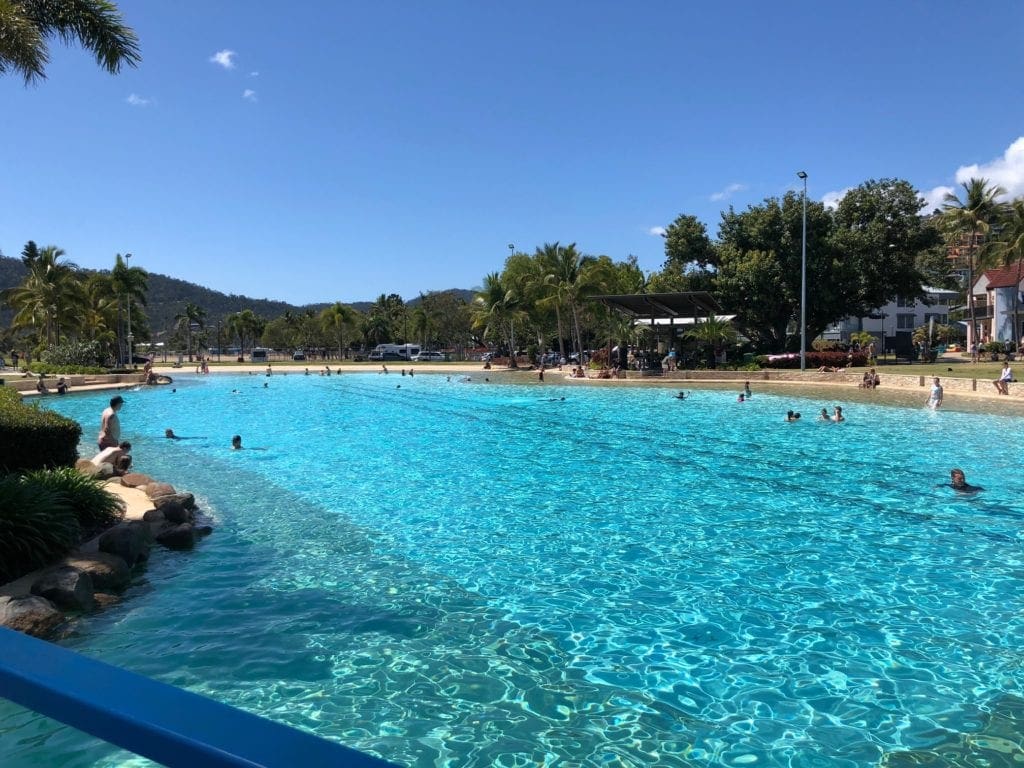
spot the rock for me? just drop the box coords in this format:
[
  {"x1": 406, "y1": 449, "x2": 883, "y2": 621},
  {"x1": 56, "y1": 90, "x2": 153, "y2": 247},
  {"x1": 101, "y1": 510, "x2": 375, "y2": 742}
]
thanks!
[
  {"x1": 142, "y1": 508, "x2": 166, "y2": 523},
  {"x1": 156, "y1": 523, "x2": 195, "y2": 550},
  {"x1": 30, "y1": 566, "x2": 95, "y2": 611},
  {"x1": 93, "y1": 593, "x2": 121, "y2": 610},
  {"x1": 195, "y1": 525, "x2": 214, "y2": 538},
  {"x1": 61, "y1": 552, "x2": 131, "y2": 591},
  {"x1": 119, "y1": 472, "x2": 153, "y2": 488},
  {"x1": 154, "y1": 499, "x2": 192, "y2": 525},
  {"x1": 152, "y1": 492, "x2": 196, "y2": 511},
  {"x1": 144, "y1": 482, "x2": 176, "y2": 499},
  {"x1": 0, "y1": 595, "x2": 64, "y2": 638},
  {"x1": 98, "y1": 521, "x2": 152, "y2": 567}
]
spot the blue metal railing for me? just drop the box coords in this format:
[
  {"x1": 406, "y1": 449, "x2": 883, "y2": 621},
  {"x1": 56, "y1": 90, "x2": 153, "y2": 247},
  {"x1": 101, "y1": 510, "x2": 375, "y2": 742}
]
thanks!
[{"x1": 0, "y1": 627, "x2": 400, "y2": 768}]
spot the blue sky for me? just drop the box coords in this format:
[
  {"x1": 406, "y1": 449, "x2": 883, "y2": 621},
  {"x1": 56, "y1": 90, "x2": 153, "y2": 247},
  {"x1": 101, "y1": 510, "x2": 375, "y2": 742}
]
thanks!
[{"x1": 2, "y1": 1, "x2": 1023, "y2": 305}]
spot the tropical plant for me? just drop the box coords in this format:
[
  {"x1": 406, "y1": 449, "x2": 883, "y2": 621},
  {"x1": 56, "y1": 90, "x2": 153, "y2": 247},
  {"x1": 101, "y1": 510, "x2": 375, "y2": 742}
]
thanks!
[
  {"x1": 0, "y1": 0, "x2": 141, "y2": 84},
  {"x1": 472, "y1": 272, "x2": 526, "y2": 366},
  {"x1": 0, "y1": 474, "x2": 79, "y2": 583},
  {"x1": 174, "y1": 302, "x2": 205, "y2": 361},
  {"x1": 3, "y1": 243, "x2": 85, "y2": 348},
  {"x1": 941, "y1": 178, "x2": 1009, "y2": 347},
  {"x1": 41, "y1": 340, "x2": 105, "y2": 367},
  {"x1": 988, "y1": 199, "x2": 1024, "y2": 347},
  {"x1": 683, "y1": 315, "x2": 738, "y2": 361},
  {"x1": 320, "y1": 302, "x2": 359, "y2": 358},
  {"x1": 21, "y1": 467, "x2": 125, "y2": 535}
]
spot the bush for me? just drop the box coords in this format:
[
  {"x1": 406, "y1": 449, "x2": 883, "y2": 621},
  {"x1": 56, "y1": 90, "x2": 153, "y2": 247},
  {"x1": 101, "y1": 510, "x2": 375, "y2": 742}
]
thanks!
[
  {"x1": 756, "y1": 351, "x2": 868, "y2": 369},
  {"x1": 25, "y1": 362, "x2": 107, "y2": 375},
  {"x1": 41, "y1": 341, "x2": 106, "y2": 368},
  {"x1": 0, "y1": 388, "x2": 82, "y2": 472},
  {"x1": 21, "y1": 468, "x2": 125, "y2": 537},
  {"x1": 0, "y1": 474, "x2": 80, "y2": 583}
]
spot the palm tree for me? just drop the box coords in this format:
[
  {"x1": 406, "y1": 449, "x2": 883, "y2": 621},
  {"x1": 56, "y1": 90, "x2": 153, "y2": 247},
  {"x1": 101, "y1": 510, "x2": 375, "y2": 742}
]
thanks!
[
  {"x1": 226, "y1": 309, "x2": 264, "y2": 355},
  {"x1": 108, "y1": 252, "x2": 148, "y2": 362},
  {"x1": 320, "y1": 302, "x2": 359, "y2": 359},
  {"x1": 174, "y1": 302, "x2": 206, "y2": 361},
  {"x1": 989, "y1": 199, "x2": 1024, "y2": 348},
  {"x1": 1, "y1": 0, "x2": 141, "y2": 84},
  {"x1": 3, "y1": 244, "x2": 84, "y2": 347},
  {"x1": 472, "y1": 272, "x2": 526, "y2": 366},
  {"x1": 684, "y1": 315, "x2": 738, "y2": 367},
  {"x1": 941, "y1": 178, "x2": 1008, "y2": 347},
  {"x1": 540, "y1": 244, "x2": 610, "y2": 363}
]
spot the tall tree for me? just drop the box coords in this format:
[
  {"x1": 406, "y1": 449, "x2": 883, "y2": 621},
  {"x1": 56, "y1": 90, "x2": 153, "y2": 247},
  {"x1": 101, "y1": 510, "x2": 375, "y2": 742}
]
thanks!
[
  {"x1": 3, "y1": 244, "x2": 84, "y2": 346},
  {"x1": 320, "y1": 302, "x2": 359, "y2": 358},
  {"x1": 472, "y1": 272, "x2": 525, "y2": 366},
  {"x1": 0, "y1": 0, "x2": 141, "y2": 83},
  {"x1": 941, "y1": 178, "x2": 1008, "y2": 347},
  {"x1": 657, "y1": 214, "x2": 716, "y2": 292},
  {"x1": 989, "y1": 199, "x2": 1024, "y2": 347},
  {"x1": 174, "y1": 302, "x2": 205, "y2": 361}
]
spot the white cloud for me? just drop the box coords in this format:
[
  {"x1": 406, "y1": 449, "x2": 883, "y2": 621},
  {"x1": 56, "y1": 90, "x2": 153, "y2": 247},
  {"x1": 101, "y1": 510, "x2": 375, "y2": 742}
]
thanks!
[
  {"x1": 242, "y1": 89, "x2": 257, "y2": 102},
  {"x1": 648, "y1": 226, "x2": 666, "y2": 237},
  {"x1": 952, "y1": 136, "x2": 1024, "y2": 199},
  {"x1": 210, "y1": 50, "x2": 236, "y2": 69},
  {"x1": 710, "y1": 182, "x2": 747, "y2": 202},
  {"x1": 249, "y1": 71, "x2": 259, "y2": 78},
  {"x1": 125, "y1": 93, "x2": 151, "y2": 107},
  {"x1": 821, "y1": 187, "x2": 852, "y2": 210},
  {"x1": 919, "y1": 185, "x2": 954, "y2": 215}
]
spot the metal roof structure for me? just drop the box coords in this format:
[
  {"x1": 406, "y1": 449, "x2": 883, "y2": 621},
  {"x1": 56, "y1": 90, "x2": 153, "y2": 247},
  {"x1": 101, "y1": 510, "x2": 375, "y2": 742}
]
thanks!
[{"x1": 591, "y1": 292, "x2": 722, "y2": 320}]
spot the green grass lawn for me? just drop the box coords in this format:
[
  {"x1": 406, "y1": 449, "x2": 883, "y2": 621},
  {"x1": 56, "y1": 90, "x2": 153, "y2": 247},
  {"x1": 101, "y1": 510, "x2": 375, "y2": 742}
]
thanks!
[{"x1": 873, "y1": 357, "x2": 1015, "y2": 380}]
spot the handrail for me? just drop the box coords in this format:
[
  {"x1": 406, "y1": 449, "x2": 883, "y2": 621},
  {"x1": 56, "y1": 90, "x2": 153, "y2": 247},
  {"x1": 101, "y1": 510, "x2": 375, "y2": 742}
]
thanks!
[{"x1": 0, "y1": 628, "x2": 399, "y2": 768}]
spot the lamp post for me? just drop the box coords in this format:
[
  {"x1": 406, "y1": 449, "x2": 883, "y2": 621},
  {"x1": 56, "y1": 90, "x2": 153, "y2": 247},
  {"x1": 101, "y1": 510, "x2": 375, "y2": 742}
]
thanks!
[
  {"x1": 797, "y1": 172, "x2": 808, "y2": 372},
  {"x1": 508, "y1": 243, "x2": 515, "y2": 365},
  {"x1": 124, "y1": 253, "x2": 134, "y2": 367}
]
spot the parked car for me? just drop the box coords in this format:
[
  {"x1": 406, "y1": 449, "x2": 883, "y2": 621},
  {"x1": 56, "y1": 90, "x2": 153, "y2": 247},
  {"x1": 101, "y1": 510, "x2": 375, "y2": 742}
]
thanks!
[
  {"x1": 292, "y1": 350, "x2": 306, "y2": 361},
  {"x1": 412, "y1": 351, "x2": 445, "y2": 361}
]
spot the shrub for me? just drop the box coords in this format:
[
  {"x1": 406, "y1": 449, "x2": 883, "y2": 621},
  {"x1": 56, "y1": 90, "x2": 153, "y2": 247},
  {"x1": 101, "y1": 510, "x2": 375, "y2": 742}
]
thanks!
[
  {"x1": 25, "y1": 363, "x2": 107, "y2": 375},
  {"x1": 0, "y1": 474, "x2": 80, "y2": 583},
  {"x1": 756, "y1": 351, "x2": 868, "y2": 369},
  {"x1": 41, "y1": 341, "x2": 106, "y2": 368},
  {"x1": 21, "y1": 468, "x2": 125, "y2": 537},
  {"x1": 0, "y1": 388, "x2": 82, "y2": 472}
]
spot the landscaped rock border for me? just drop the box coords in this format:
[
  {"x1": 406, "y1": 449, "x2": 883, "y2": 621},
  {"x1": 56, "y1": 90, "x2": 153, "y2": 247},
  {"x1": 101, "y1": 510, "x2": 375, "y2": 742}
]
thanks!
[{"x1": 0, "y1": 471, "x2": 214, "y2": 639}]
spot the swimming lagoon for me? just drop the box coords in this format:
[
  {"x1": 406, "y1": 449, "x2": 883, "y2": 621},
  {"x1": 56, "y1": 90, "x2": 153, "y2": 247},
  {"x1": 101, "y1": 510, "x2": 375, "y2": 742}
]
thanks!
[{"x1": 3, "y1": 373, "x2": 1024, "y2": 766}]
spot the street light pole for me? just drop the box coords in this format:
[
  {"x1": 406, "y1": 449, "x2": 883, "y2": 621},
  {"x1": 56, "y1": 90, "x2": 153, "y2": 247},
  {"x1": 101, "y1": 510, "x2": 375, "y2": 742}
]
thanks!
[
  {"x1": 124, "y1": 253, "x2": 134, "y2": 367},
  {"x1": 797, "y1": 172, "x2": 808, "y2": 372},
  {"x1": 508, "y1": 243, "x2": 515, "y2": 365}
]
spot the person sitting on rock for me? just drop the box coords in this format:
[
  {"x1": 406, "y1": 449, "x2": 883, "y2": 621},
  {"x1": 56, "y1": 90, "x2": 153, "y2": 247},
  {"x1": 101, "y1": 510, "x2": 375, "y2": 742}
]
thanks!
[{"x1": 91, "y1": 441, "x2": 132, "y2": 475}]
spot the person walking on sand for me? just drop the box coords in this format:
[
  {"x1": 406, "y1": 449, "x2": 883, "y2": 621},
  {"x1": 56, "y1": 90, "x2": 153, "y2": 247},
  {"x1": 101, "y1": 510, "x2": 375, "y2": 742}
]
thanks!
[
  {"x1": 994, "y1": 362, "x2": 1013, "y2": 395},
  {"x1": 97, "y1": 395, "x2": 124, "y2": 450},
  {"x1": 927, "y1": 377, "x2": 943, "y2": 409}
]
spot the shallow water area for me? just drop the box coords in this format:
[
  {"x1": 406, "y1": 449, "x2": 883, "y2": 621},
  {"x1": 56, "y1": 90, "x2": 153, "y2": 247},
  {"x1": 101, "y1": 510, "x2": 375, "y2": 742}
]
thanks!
[{"x1": 4, "y1": 372, "x2": 1024, "y2": 767}]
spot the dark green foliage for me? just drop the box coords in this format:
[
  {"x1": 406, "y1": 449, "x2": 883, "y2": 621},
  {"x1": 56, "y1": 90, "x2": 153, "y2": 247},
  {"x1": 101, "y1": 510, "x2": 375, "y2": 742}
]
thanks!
[
  {"x1": 756, "y1": 351, "x2": 868, "y2": 369},
  {"x1": 41, "y1": 340, "x2": 105, "y2": 367},
  {"x1": 25, "y1": 362, "x2": 106, "y2": 375},
  {"x1": 0, "y1": 475, "x2": 80, "y2": 583},
  {"x1": 22, "y1": 468, "x2": 125, "y2": 535},
  {"x1": 0, "y1": 388, "x2": 81, "y2": 472}
]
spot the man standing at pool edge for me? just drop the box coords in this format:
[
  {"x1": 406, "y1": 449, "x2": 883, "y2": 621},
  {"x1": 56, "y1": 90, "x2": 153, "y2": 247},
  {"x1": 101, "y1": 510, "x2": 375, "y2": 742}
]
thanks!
[{"x1": 98, "y1": 395, "x2": 124, "y2": 450}]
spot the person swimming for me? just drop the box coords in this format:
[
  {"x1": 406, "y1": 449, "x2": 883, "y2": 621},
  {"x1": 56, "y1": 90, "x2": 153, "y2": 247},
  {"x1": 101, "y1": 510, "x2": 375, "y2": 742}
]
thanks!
[{"x1": 948, "y1": 468, "x2": 983, "y2": 493}]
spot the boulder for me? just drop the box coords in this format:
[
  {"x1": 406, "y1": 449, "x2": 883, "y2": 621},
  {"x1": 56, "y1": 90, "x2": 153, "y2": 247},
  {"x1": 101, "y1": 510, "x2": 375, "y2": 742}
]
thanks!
[
  {"x1": 144, "y1": 482, "x2": 176, "y2": 499},
  {"x1": 142, "y1": 508, "x2": 166, "y2": 523},
  {"x1": 195, "y1": 524, "x2": 214, "y2": 538},
  {"x1": 98, "y1": 521, "x2": 152, "y2": 567},
  {"x1": 0, "y1": 595, "x2": 63, "y2": 638},
  {"x1": 156, "y1": 523, "x2": 195, "y2": 550},
  {"x1": 61, "y1": 552, "x2": 131, "y2": 591},
  {"x1": 154, "y1": 499, "x2": 192, "y2": 525},
  {"x1": 152, "y1": 491, "x2": 196, "y2": 511},
  {"x1": 119, "y1": 472, "x2": 153, "y2": 488},
  {"x1": 30, "y1": 566, "x2": 95, "y2": 611}
]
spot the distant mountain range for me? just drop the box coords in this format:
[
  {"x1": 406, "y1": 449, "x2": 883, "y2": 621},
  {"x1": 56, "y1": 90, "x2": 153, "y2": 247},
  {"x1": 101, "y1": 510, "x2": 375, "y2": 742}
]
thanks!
[{"x1": 0, "y1": 255, "x2": 473, "y2": 335}]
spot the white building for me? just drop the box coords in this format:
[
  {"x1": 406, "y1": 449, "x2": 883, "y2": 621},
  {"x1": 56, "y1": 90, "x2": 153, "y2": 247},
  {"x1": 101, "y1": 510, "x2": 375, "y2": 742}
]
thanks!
[
  {"x1": 822, "y1": 286, "x2": 959, "y2": 351},
  {"x1": 970, "y1": 259, "x2": 1024, "y2": 347}
]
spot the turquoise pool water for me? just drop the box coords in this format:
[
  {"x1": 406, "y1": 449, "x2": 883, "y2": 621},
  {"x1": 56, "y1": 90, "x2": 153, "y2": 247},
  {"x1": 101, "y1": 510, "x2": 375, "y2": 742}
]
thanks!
[{"x1": 3, "y1": 373, "x2": 1024, "y2": 767}]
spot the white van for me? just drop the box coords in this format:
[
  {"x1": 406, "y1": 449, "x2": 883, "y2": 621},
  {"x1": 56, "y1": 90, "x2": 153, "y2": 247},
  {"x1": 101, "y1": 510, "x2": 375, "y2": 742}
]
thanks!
[
  {"x1": 251, "y1": 348, "x2": 270, "y2": 362},
  {"x1": 369, "y1": 343, "x2": 421, "y2": 361}
]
